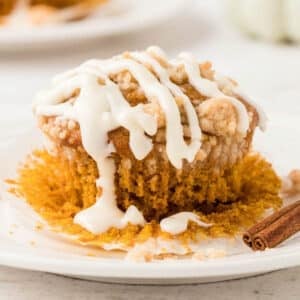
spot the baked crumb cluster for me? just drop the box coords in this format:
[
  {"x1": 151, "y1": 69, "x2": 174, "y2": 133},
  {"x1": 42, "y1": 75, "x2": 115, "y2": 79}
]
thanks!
[
  {"x1": 9, "y1": 48, "x2": 282, "y2": 254},
  {"x1": 282, "y1": 170, "x2": 300, "y2": 196}
]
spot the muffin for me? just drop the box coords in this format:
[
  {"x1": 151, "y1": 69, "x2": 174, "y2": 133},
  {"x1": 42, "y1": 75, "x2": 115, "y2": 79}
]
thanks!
[
  {"x1": 0, "y1": 0, "x2": 107, "y2": 25},
  {"x1": 10, "y1": 46, "x2": 282, "y2": 259}
]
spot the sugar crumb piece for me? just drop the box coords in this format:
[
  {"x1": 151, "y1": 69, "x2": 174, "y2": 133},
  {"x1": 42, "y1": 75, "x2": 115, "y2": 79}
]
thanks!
[
  {"x1": 193, "y1": 249, "x2": 227, "y2": 260},
  {"x1": 281, "y1": 169, "x2": 300, "y2": 196},
  {"x1": 126, "y1": 249, "x2": 154, "y2": 262},
  {"x1": 126, "y1": 240, "x2": 155, "y2": 262},
  {"x1": 35, "y1": 222, "x2": 44, "y2": 231},
  {"x1": 192, "y1": 252, "x2": 205, "y2": 261},
  {"x1": 207, "y1": 250, "x2": 226, "y2": 259},
  {"x1": 30, "y1": 241, "x2": 36, "y2": 246}
]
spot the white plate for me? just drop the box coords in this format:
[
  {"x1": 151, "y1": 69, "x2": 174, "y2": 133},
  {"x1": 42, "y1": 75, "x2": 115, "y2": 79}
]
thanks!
[
  {"x1": 0, "y1": 0, "x2": 186, "y2": 51},
  {"x1": 0, "y1": 112, "x2": 299, "y2": 284}
]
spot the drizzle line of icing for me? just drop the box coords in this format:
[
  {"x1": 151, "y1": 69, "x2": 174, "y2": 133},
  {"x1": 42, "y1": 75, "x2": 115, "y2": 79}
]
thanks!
[{"x1": 160, "y1": 212, "x2": 211, "y2": 235}]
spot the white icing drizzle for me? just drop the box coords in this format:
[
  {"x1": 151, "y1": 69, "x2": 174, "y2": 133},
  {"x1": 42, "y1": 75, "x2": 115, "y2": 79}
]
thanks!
[
  {"x1": 214, "y1": 72, "x2": 268, "y2": 131},
  {"x1": 35, "y1": 73, "x2": 150, "y2": 234},
  {"x1": 85, "y1": 58, "x2": 195, "y2": 168},
  {"x1": 178, "y1": 52, "x2": 224, "y2": 99},
  {"x1": 6, "y1": 0, "x2": 31, "y2": 28},
  {"x1": 233, "y1": 87, "x2": 268, "y2": 131},
  {"x1": 160, "y1": 212, "x2": 211, "y2": 235},
  {"x1": 173, "y1": 52, "x2": 250, "y2": 135},
  {"x1": 33, "y1": 46, "x2": 265, "y2": 235},
  {"x1": 130, "y1": 50, "x2": 201, "y2": 163},
  {"x1": 148, "y1": 46, "x2": 264, "y2": 129}
]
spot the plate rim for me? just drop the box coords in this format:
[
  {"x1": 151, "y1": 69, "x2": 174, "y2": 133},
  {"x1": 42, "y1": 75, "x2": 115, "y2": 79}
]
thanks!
[
  {"x1": 0, "y1": 112, "x2": 299, "y2": 281},
  {"x1": 0, "y1": 243, "x2": 299, "y2": 278}
]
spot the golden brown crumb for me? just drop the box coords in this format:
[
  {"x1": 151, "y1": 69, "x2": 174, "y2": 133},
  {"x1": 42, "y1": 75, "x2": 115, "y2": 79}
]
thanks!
[
  {"x1": 35, "y1": 222, "x2": 44, "y2": 231},
  {"x1": 30, "y1": 240, "x2": 36, "y2": 246},
  {"x1": 197, "y1": 98, "x2": 238, "y2": 136}
]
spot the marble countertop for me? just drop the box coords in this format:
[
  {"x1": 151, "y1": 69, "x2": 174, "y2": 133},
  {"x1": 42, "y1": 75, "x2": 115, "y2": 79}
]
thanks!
[
  {"x1": 0, "y1": 0, "x2": 299, "y2": 298},
  {"x1": 1, "y1": 266, "x2": 299, "y2": 300}
]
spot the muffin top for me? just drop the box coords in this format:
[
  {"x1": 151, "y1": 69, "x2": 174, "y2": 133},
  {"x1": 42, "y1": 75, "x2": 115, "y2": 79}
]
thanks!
[{"x1": 34, "y1": 46, "x2": 266, "y2": 166}]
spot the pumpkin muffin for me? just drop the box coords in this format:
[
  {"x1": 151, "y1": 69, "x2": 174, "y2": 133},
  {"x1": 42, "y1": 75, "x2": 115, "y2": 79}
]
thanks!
[
  {"x1": 10, "y1": 47, "x2": 282, "y2": 259},
  {"x1": 0, "y1": 0, "x2": 107, "y2": 25}
]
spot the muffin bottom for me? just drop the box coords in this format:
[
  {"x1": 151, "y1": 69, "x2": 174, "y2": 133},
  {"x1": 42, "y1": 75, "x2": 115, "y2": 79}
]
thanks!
[{"x1": 9, "y1": 149, "x2": 282, "y2": 250}]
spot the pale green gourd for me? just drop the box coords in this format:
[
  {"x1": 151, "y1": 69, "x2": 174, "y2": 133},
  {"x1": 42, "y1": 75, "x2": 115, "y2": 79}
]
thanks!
[{"x1": 228, "y1": 0, "x2": 300, "y2": 42}]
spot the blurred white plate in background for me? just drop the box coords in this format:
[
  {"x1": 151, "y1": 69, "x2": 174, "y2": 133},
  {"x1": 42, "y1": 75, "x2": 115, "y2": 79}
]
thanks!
[{"x1": 0, "y1": 0, "x2": 186, "y2": 51}]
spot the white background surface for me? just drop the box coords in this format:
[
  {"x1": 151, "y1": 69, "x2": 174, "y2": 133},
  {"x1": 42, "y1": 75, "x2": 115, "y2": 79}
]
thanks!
[
  {"x1": 0, "y1": 266, "x2": 299, "y2": 300},
  {"x1": 0, "y1": 0, "x2": 299, "y2": 298}
]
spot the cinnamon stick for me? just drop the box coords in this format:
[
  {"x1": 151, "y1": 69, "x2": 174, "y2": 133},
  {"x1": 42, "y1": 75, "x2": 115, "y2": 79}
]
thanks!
[{"x1": 243, "y1": 200, "x2": 300, "y2": 251}]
